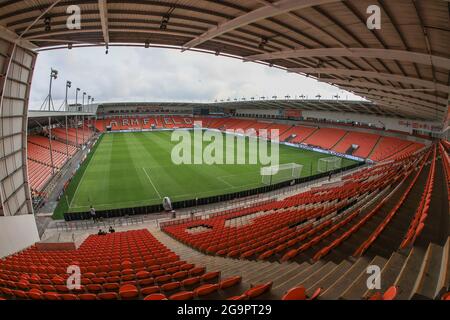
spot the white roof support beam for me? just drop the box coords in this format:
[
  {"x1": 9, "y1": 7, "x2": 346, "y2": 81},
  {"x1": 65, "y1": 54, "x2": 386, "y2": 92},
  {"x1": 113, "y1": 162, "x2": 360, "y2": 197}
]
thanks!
[
  {"x1": 0, "y1": 24, "x2": 37, "y2": 50},
  {"x1": 288, "y1": 67, "x2": 450, "y2": 94},
  {"x1": 98, "y1": 0, "x2": 110, "y2": 46},
  {"x1": 322, "y1": 79, "x2": 448, "y2": 105},
  {"x1": 336, "y1": 86, "x2": 442, "y2": 112},
  {"x1": 181, "y1": 0, "x2": 341, "y2": 50},
  {"x1": 352, "y1": 91, "x2": 441, "y2": 119},
  {"x1": 368, "y1": 99, "x2": 435, "y2": 120},
  {"x1": 373, "y1": 101, "x2": 431, "y2": 121},
  {"x1": 245, "y1": 48, "x2": 450, "y2": 69}
]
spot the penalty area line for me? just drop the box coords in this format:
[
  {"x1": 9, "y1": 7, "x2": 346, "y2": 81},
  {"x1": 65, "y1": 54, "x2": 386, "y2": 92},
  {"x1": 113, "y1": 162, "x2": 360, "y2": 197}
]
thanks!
[
  {"x1": 217, "y1": 176, "x2": 234, "y2": 188},
  {"x1": 143, "y1": 168, "x2": 162, "y2": 199}
]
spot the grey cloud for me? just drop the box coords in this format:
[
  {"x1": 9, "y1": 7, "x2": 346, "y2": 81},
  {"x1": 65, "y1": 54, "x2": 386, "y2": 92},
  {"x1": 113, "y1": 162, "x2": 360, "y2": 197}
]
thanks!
[{"x1": 29, "y1": 47, "x2": 364, "y2": 109}]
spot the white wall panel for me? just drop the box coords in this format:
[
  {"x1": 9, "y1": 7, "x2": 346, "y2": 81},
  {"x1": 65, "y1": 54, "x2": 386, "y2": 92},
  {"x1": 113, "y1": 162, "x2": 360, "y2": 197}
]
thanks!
[
  {"x1": 0, "y1": 214, "x2": 39, "y2": 258},
  {"x1": 0, "y1": 37, "x2": 36, "y2": 217}
]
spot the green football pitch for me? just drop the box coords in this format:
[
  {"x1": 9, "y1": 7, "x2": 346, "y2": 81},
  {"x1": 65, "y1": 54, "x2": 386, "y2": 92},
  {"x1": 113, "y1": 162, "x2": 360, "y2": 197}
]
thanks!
[{"x1": 53, "y1": 131, "x2": 358, "y2": 219}]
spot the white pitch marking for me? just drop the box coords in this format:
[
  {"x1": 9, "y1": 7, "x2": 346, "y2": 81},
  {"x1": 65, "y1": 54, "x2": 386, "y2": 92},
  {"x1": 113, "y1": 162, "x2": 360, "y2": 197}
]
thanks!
[
  {"x1": 217, "y1": 176, "x2": 234, "y2": 188},
  {"x1": 143, "y1": 167, "x2": 162, "y2": 199}
]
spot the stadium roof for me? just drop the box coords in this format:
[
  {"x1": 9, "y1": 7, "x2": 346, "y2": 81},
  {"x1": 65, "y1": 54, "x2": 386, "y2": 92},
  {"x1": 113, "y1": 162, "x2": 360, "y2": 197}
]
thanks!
[
  {"x1": 27, "y1": 110, "x2": 96, "y2": 130},
  {"x1": 1, "y1": 0, "x2": 449, "y2": 122},
  {"x1": 28, "y1": 110, "x2": 96, "y2": 118},
  {"x1": 99, "y1": 99, "x2": 406, "y2": 118}
]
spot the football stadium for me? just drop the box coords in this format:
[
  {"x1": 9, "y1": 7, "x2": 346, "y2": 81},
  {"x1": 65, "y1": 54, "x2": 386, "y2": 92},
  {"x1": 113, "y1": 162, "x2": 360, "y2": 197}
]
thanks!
[{"x1": 0, "y1": 0, "x2": 449, "y2": 306}]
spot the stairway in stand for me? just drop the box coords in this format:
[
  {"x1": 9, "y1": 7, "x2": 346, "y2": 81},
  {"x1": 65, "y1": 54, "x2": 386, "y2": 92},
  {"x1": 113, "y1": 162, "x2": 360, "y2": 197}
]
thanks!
[{"x1": 153, "y1": 225, "x2": 450, "y2": 300}]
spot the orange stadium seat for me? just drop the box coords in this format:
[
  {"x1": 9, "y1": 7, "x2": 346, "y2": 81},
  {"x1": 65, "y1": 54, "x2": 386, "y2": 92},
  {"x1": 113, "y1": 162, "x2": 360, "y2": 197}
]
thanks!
[
  {"x1": 169, "y1": 291, "x2": 194, "y2": 300},
  {"x1": 303, "y1": 128, "x2": 347, "y2": 149},
  {"x1": 0, "y1": 229, "x2": 249, "y2": 301},
  {"x1": 244, "y1": 282, "x2": 273, "y2": 299},
  {"x1": 144, "y1": 293, "x2": 167, "y2": 300},
  {"x1": 333, "y1": 131, "x2": 379, "y2": 158}
]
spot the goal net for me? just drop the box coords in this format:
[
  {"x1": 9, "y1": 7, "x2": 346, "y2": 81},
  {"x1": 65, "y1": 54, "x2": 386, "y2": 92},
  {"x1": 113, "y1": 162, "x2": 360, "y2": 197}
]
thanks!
[
  {"x1": 317, "y1": 156, "x2": 342, "y2": 173},
  {"x1": 261, "y1": 163, "x2": 303, "y2": 185}
]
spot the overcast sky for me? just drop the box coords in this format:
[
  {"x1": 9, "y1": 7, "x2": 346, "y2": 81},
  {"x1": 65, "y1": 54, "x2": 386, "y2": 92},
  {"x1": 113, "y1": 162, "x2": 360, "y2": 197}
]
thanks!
[{"x1": 29, "y1": 47, "x2": 363, "y2": 110}]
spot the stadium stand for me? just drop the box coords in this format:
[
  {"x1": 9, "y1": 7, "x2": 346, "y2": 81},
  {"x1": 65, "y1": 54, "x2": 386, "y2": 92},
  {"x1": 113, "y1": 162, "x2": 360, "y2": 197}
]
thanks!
[
  {"x1": 265, "y1": 123, "x2": 292, "y2": 140},
  {"x1": 96, "y1": 116, "x2": 425, "y2": 162},
  {"x1": 369, "y1": 137, "x2": 420, "y2": 162},
  {"x1": 162, "y1": 150, "x2": 424, "y2": 261},
  {"x1": 333, "y1": 132, "x2": 380, "y2": 158},
  {"x1": 28, "y1": 136, "x2": 77, "y2": 158},
  {"x1": 158, "y1": 142, "x2": 449, "y2": 299},
  {"x1": 27, "y1": 142, "x2": 68, "y2": 169},
  {"x1": 52, "y1": 127, "x2": 94, "y2": 146},
  {"x1": 302, "y1": 128, "x2": 347, "y2": 150},
  {"x1": 279, "y1": 125, "x2": 318, "y2": 143},
  {"x1": 222, "y1": 119, "x2": 252, "y2": 131},
  {"x1": 3, "y1": 121, "x2": 446, "y2": 301},
  {"x1": 0, "y1": 0, "x2": 447, "y2": 305},
  {"x1": 0, "y1": 229, "x2": 261, "y2": 301},
  {"x1": 26, "y1": 129, "x2": 95, "y2": 193},
  {"x1": 27, "y1": 161, "x2": 54, "y2": 192}
]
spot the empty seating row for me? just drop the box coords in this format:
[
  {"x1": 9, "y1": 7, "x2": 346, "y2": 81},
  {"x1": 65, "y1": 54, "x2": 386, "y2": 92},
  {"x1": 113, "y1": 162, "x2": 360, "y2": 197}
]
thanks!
[
  {"x1": 28, "y1": 136, "x2": 77, "y2": 157},
  {"x1": 333, "y1": 131, "x2": 379, "y2": 158},
  {"x1": 279, "y1": 125, "x2": 317, "y2": 143},
  {"x1": 353, "y1": 148, "x2": 432, "y2": 256},
  {"x1": 162, "y1": 151, "x2": 422, "y2": 263},
  {"x1": 27, "y1": 132, "x2": 88, "y2": 192},
  {"x1": 302, "y1": 128, "x2": 347, "y2": 150},
  {"x1": 52, "y1": 127, "x2": 94, "y2": 146},
  {"x1": 27, "y1": 134, "x2": 85, "y2": 192},
  {"x1": 203, "y1": 119, "x2": 424, "y2": 162},
  {"x1": 309, "y1": 151, "x2": 429, "y2": 261},
  {"x1": 27, "y1": 160, "x2": 53, "y2": 192},
  {"x1": 280, "y1": 159, "x2": 420, "y2": 262},
  {"x1": 27, "y1": 142, "x2": 68, "y2": 169},
  {"x1": 370, "y1": 137, "x2": 422, "y2": 161},
  {"x1": 0, "y1": 229, "x2": 250, "y2": 300}
]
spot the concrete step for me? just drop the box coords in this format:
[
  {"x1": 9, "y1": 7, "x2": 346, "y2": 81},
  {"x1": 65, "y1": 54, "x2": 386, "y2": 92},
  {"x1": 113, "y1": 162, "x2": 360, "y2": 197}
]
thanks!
[
  {"x1": 320, "y1": 257, "x2": 370, "y2": 300},
  {"x1": 411, "y1": 243, "x2": 445, "y2": 300},
  {"x1": 341, "y1": 256, "x2": 387, "y2": 300},
  {"x1": 308, "y1": 260, "x2": 353, "y2": 294},
  {"x1": 364, "y1": 251, "x2": 407, "y2": 298},
  {"x1": 269, "y1": 262, "x2": 311, "y2": 290},
  {"x1": 247, "y1": 263, "x2": 298, "y2": 283},
  {"x1": 244, "y1": 263, "x2": 288, "y2": 284},
  {"x1": 394, "y1": 246, "x2": 427, "y2": 300},
  {"x1": 273, "y1": 261, "x2": 325, "y2": 293},
  {"x1": 444, "y1": 237, "x2": 450, "y2": 293},
  {"x1": 299, "y1": 261, "x2": 337, "y2": 290},
  {"x1": 433, "y1": 237, "x2": 449, "y2": 298},
  {"x1": 203, "y1": 259, "x2": 263, "y2": 274},
  {"x1": 416, "y1": 160, "x2": 449, "y2": 246}
]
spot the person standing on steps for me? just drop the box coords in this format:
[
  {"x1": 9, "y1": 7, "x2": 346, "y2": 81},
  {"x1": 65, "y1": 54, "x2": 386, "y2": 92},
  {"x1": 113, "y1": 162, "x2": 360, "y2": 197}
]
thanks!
[{"x1": 90, "y1": 205, "x2": 97, "y2": 222}]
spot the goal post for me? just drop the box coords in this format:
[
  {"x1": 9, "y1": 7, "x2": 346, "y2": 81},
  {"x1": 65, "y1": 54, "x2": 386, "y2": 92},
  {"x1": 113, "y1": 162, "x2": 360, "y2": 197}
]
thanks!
[
  {"x1": 317, "y1": 156, "x2": 342, "y2": 173},
  {"x1": 261, "y1": 163, "x2": 303, "y2": 185}
]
